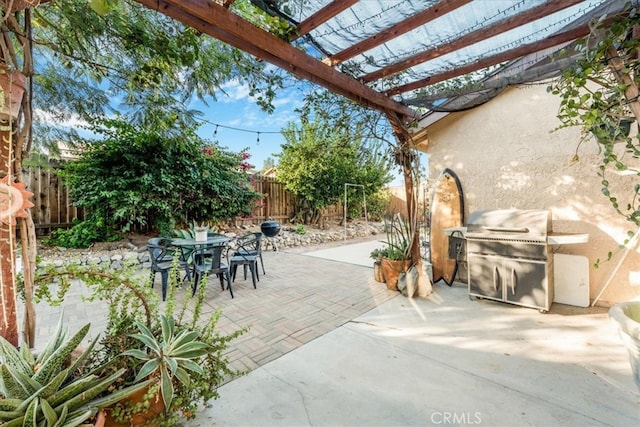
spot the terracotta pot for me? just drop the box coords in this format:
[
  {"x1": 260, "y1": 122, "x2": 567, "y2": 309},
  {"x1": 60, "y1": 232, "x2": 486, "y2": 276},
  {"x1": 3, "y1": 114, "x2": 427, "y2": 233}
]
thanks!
[
  {"x1": 103, "y1": 384, "x2": 164, "y2": 427},
  {"x1": 0, "y1": 68, "x2": 26, "y2": 120},
  {"x1": 94, "y1": 409, "x2": 106, "y2": 427},
  {"x1": 379, "y1": 259, "x2": 411, "y2": 291},
  {"x1": 373, "y1": 261, "x2": 385, "y2": 283}
]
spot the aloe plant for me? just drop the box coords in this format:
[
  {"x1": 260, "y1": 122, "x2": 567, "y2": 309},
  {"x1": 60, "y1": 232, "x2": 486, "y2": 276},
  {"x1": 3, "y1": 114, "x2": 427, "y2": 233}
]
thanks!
[
  {"x1": 0, "y1": 317, "x2": 151, "y2": 427},
  {"x1": 122, "y1": 314, "x2": 213, "y2": 411},
  {"x1": 384, "y1": 213, "x2": 413, "y2": 261}
]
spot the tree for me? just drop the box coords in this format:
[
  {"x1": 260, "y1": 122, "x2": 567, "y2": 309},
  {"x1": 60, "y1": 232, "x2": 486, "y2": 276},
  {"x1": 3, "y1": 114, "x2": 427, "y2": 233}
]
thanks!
[
  {"x1": 58, "y1": 114, "x2": 259, "y2": 240},
  {"x1": 276, "y1": 117, "x2": 393, "y2": 225},
  {"x1": 31, "y1": 0, "x2": 284, "y2": 152},
  {"x1": 262, "y1": 156, "x2": 276, "y2": 171},
  {"x1": 0, "y1": 0, "x2": 284, "y2": 347},
  {"x1": 550, "y1": 9, "x2": 640, "y2": 231}
]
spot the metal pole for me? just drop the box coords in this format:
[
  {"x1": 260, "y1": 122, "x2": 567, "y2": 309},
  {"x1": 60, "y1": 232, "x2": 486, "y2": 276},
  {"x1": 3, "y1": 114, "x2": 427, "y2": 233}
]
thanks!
[
  {"x1": 362, "y1": 186, "x2": 368, "y2": 236},
  {"x1": 344, "y1": 184, "x2": 347, "y2": 241},
  {"x1": 344, "y1": 183, "x2": 366, "y2": 241}
]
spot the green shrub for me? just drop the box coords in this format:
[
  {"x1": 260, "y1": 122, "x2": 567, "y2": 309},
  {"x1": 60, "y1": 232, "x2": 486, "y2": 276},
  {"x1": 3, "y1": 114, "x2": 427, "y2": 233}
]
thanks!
[
  {"x1": 43, "y1": 217, "x2": 121, "y2": 249},
  {"x1": 367, "y1": 188, "x2": 392, "y2": 221},
  {"x1": 60, "y1": 115, "x2": 259, "y2": 238}
]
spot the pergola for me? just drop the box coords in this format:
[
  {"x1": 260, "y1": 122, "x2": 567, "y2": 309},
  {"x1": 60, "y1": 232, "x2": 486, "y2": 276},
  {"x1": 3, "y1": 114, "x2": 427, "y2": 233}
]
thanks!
[
  {"x1": 131, "y1": 1, "x2": 627, "y2": 124},
  {"x1": 128, "y1": 0, "x2": 633, "y2": 261}
]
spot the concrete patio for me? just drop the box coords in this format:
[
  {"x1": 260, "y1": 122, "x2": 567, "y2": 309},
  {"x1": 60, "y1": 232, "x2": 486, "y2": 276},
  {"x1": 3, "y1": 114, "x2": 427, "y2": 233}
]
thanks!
[{"x1": 29, "y1": 237, "x2": 640, "y2": 426}]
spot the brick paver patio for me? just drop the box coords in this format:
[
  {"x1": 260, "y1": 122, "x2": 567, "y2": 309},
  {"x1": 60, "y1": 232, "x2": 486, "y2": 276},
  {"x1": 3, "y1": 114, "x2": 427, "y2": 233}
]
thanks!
[{"x1": 27, "y1": 238, "x2": 399, "y2": 380}]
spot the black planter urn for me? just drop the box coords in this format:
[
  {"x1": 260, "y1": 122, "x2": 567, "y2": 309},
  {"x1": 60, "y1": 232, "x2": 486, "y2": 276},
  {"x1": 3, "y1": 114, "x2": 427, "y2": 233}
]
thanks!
[{"x1": 260, "y1": 220, "x2": 281, "y2": 238}]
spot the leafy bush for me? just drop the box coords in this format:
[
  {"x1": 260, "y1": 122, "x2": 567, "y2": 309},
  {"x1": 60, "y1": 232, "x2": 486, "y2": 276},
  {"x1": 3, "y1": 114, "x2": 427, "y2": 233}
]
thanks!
[
  {"x1": 347, "y1": 188, "x2": 391, "y2": 222},
  {"x1": 277, "y1": 117, "x2": 393, "y2": 225},
  {"x1": 43, "y1": 216, "x2": 121, "y2": 248},
  {"x1": 60, "y1": 115, "x2": 259, "y2": 238},
  {"x1": 367, "y1": 188, "x2": 392, "y2": 221}
]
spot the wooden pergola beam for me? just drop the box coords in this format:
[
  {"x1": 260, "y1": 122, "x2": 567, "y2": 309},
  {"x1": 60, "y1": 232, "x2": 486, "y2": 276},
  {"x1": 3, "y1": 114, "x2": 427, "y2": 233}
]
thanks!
[
  {"x1": 134, "y1": 0, "x2": 417, "y2": 121},
  {"x1": 293, "y1": 0, "x2": 358, "y2": 41},
  {"x1": 386, "y1": 21, "x2": 597, "y2": 96},
  {"x1": 326, "y1": 0, "x2": 472, "y2": 66},
  {"x1": 0, "y1": 0, "x2": 49, "y2": 14},
  {"x1": 361, "y1": 0, "x2": 584, "y2": 83}
]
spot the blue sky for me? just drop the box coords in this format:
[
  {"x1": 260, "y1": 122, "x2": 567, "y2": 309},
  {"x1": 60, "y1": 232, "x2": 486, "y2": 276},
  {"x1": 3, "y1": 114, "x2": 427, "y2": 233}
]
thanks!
[
  {"x1": 189, "y1": 78, "x2": 418, "y2": 186},
  {"x1": 191, "y1": 79, "x2": 302, "y2": 172}
]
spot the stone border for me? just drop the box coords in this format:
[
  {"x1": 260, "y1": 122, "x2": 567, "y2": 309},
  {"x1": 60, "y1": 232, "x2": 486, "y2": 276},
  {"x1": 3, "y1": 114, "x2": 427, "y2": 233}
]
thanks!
[{"x1": 37, "y1": 222, "x2": 386, "y2": 271}]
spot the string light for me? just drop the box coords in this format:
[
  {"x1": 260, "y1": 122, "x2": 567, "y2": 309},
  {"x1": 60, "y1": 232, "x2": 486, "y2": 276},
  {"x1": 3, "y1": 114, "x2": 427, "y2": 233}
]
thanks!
[
  {"x1": 256, "y1": 132, "x2": 260, "y2": 144},
  {"x1": 202, "y1": 119, "x2": 299, "y2": 142}
]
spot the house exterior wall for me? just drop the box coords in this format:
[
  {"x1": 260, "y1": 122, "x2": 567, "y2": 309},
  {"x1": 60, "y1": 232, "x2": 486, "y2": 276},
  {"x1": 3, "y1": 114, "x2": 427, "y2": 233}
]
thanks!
[{"x1": 423, "y1": 84, "x2": 640, "y2": 307}]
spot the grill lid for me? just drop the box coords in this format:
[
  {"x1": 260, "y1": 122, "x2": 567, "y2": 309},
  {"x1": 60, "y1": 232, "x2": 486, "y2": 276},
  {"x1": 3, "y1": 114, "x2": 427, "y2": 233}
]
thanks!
[{"x1": 465, "y1": 209, "x2": 551, "y2": 241}]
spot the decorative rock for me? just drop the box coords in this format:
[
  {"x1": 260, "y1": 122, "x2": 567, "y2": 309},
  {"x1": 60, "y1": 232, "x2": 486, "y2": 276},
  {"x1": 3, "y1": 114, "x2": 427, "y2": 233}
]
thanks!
[{"x1": 35, "y1": 222, "x2": 386, "y2": 273}]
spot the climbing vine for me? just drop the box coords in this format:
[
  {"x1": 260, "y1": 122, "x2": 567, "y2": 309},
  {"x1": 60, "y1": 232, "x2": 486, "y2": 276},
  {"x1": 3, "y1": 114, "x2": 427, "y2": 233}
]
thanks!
[{"x1": 549, "y1": 9, "x2": 640, "y2": 233}]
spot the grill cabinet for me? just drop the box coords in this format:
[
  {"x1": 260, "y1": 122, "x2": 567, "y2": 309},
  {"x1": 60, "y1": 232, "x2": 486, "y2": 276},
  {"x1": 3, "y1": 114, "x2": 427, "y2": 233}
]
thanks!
[{"x1": 465, "y1": 209, "x2": 554, "y2": 312}]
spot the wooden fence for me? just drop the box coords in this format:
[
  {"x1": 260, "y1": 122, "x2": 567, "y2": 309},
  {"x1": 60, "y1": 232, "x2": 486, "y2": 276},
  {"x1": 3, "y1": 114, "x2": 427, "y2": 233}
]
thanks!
[
  {"x1": 22, "y1": 166, "x2": 84, "y2": 235},
  {"x1": 21, "y1": 167, "x2": 344, "y2": 234}
]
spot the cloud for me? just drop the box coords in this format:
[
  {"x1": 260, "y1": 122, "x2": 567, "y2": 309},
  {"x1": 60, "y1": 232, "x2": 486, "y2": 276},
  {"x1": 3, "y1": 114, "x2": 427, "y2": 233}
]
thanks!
[
  {"x1": 34, "y1": 108, "x2": 91, "y2": 129},
  {"x1": 218, "y1": 79, "x2": 253, "y2": 103}
]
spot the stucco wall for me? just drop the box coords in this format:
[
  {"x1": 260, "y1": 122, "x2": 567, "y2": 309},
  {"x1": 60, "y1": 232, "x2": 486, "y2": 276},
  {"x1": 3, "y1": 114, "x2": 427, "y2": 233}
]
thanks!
[{"x1": 423, "y1": 84, "x2": 640, "y2": 307}]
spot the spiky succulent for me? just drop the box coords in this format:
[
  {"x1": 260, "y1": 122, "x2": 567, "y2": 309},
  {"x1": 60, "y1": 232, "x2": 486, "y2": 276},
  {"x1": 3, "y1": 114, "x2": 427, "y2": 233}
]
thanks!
[
  {"x1": 122, "y1": 314, "x2": 213, "y2": 411},
  {"x1": 0, "y1": 317, "x2": 151, "y2": 427}
]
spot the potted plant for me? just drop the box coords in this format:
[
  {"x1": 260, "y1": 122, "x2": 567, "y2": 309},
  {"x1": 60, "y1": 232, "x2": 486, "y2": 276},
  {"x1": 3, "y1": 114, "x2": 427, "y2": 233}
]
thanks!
[
  {"x1": 173, "y1": 220, "x2": 211, "y2": 241},
  {"x1": 380, "y1": 213, "x2": 414, "y2": 291},
  {"x1": 0, "y1": 316, "x2": 150, "y2": 426},
  {"x1": 33, "y1": 259, "x2": 247, "y2": 426},
  {"x1": 369, "y1": 247, "x2": 388, "y2": 283},
  {"x1": 103, "y1": 313, "x2": 214, "y2": 426}
]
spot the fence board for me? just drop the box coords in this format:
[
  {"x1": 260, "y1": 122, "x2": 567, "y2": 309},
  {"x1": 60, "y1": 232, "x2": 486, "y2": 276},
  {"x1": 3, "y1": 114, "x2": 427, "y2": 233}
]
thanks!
[{"x1": 22, "y1": 167, "x2": 348, "y2": 233}]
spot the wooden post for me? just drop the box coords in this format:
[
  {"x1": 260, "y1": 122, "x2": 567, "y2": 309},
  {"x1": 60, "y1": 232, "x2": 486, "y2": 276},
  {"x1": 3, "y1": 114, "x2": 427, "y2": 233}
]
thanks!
[
  {"x1": 0, "y1": 126, "x2": 19, "y2": 346},
  {"x1": 386, "y1": 111, "x2": 432, "y2": 297},
  {"x1": 386, "y1": 112, "x2": 420, "y2": 265}
]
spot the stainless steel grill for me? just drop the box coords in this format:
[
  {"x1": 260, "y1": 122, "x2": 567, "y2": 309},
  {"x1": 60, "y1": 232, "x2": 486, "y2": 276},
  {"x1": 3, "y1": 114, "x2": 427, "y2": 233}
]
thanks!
[{"x1": 465, "y1": 209, "x2": 554, "y2": 312}]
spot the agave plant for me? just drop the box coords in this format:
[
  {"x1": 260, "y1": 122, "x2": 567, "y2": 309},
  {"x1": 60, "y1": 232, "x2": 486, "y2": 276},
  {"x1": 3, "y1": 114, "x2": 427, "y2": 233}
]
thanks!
[
  {"x1": 172, "y1": 220, "x2": 213, "y2": 239},
  {"x1": 384, "y1": 213, "x2": 413, "y2": 261},
  {"x1": 0, "y1": 317, "x2": 150, "y2": 427},
  {"x1": 122, "y1": 314, "x2": 213, "y2": 411}
]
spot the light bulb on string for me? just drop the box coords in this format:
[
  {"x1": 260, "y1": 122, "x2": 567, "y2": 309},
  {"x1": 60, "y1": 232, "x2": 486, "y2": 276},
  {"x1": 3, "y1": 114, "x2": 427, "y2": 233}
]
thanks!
[
  {"x1": 256, "y1": 132, "x2": 260, "y2": 145},
  {"x1": 214, "y1": 125, "x2": 218, "y2": 137}
]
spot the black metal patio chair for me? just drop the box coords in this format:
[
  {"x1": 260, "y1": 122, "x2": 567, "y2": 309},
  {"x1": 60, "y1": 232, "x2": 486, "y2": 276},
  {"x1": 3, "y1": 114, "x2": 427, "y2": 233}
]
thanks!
[
  {"x1": 191, "y1": 243, "x2": 234, "y2": 298},
  {"x1": 234, "y1": 232, "x2": 265, "y2": 275},
  {"x1": 229, "y1": 234, "x2": 261, "y2": 290},
  {"x1": 148, "y1": 242, "x2": 174, "y2": 301}
]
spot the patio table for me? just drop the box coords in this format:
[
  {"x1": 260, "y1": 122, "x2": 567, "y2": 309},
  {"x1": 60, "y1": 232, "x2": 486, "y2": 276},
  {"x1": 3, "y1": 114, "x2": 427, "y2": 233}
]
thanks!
[
  {"x1": 170, "y1": 235, "x2": 230, "y2": 248},
  {"x1": 170, "y1": 236, "x2": 231, "y2": 279}
]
